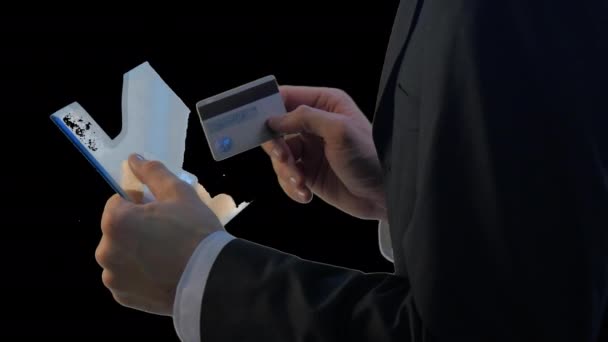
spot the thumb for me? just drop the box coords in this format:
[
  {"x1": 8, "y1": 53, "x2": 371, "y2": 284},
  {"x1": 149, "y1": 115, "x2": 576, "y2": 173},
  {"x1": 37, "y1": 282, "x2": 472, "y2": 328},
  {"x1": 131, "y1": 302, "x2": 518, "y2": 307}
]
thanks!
[
  {"x1": 267, "y1": 105, "x2": 337, "y2": 138},
  {"x1": 127, "y1": 154, "x2": 190, "y2": 200}
]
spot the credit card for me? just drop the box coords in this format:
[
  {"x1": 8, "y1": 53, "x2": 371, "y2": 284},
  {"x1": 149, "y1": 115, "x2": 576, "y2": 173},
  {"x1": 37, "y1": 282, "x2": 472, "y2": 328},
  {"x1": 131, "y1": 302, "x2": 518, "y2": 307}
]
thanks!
[{"x1": 196, "y1": 75, "x2": 286, "y2": 161}]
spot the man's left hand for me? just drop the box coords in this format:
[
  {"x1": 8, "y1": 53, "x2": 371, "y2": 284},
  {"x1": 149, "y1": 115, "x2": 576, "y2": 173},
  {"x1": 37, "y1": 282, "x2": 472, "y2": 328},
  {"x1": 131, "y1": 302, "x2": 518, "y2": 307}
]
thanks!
[{"x1": 95, "y1": 154, "x2": 224, "y2": 316}]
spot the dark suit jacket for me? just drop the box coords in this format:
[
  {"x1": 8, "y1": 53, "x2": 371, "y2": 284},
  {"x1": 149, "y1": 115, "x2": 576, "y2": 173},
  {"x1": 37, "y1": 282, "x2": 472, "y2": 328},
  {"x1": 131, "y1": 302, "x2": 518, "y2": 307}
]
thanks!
[{"x1": 201, "y1": 1, "x2": 608, "y2": 341}]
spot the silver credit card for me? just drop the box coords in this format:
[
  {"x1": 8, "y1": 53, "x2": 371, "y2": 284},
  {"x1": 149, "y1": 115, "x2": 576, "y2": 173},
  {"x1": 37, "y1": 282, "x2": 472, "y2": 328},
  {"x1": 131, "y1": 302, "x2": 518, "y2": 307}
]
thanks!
[{"x1": 196, "y1": 75, "x2": 286, "y2": 161}]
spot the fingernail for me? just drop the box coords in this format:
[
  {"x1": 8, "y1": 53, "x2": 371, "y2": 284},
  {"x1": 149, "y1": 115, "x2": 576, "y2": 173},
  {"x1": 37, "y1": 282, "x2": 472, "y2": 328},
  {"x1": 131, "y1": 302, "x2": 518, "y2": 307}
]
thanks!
[
  {"x1": 297, "y1": 189, "x2": 306, "y2": 198},
  {"x1": 289, "y1": 176, "x2": 297, "y2": 184},
  {"x1": 134, "y1": 153, "x2": 145, "y2": 161}
]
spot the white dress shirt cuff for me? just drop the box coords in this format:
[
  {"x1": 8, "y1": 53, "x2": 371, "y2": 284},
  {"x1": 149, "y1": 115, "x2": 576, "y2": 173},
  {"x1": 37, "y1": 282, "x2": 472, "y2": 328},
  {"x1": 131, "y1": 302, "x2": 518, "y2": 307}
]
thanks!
[
  {"x1": 173, "y1": 230, "x2": 236, "y2": 342},
  {"x1": 378, "y1": 220, "x2": 394, "y2": 262}
]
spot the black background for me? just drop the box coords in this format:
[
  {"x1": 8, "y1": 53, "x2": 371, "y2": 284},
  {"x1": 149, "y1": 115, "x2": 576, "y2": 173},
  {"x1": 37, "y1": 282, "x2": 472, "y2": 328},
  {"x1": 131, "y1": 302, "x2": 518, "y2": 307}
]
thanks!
[{"x1": 2, "y1": 6, "x2": 399, "y2": 339}]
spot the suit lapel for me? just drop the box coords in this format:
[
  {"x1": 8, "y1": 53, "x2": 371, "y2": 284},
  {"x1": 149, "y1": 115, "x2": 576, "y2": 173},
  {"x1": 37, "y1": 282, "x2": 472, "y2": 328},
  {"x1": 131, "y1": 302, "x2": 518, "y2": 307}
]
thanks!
[
  {"x1": 374, "y1": 0, "x2": 421, "y2": 113},
  {"x1": 372, "y1": 0, "x2": 420, "y2": 166}
]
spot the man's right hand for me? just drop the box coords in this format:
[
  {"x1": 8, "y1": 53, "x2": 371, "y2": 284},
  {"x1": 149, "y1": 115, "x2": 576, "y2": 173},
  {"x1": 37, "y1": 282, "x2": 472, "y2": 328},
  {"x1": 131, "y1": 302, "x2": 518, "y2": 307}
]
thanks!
[{"x1": 261, "y1": 86, "x2": 387, "y2": 221}]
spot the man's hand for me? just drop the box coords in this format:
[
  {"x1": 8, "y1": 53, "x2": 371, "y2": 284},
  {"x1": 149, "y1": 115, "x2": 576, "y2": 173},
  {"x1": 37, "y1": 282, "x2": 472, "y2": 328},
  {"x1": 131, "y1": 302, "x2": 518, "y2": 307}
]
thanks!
[
  {"x1": 262, "y1": 86, "x2": 386, "y2": 221},
  {"x1": 95, "y1": 154, "x2": 224, "y2": 316}
]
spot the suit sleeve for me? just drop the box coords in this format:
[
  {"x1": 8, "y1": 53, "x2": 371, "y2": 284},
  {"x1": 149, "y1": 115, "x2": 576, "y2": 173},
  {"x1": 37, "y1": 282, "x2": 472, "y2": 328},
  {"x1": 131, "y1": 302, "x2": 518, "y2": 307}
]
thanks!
[{"x1": 199, "y1": 238, "x2": 425, "y2": 342}]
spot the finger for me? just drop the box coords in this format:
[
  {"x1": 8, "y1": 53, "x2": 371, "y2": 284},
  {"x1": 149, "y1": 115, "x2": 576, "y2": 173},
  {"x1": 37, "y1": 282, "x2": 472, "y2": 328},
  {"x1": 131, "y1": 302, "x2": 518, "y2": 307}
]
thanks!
[
  {"x1": 110, "y1": 290, "x2": 141, "y2": 311},
  {"x1": 267, "y1": 105, "x2": 339, "y2": 138},
  {"x1": 279, "y1": 86, "x2": 349, "y2": 112},
  {"x1": 101, "y1": 194, "x2": 138, "y2": 237},
  {"x1": 264, "y1": 136, "x2": 306, "y2": 188},
  {"x1": 270, "y1": 153, "x2": 305, "y2": 189},
  {"x1": 127, "y1": 154, "x2": 191, "y2": 200},
  {"x1": 284, "y1": 135, "x2": 304, "y2": 162},
  {"x1": 102, "y1": 269, "x2": 136, "y2": 293},
  {"x1": 103, "y1": 193, "x2": 132, "y2": 214},
  {"x1": 262, "y1": 135, "x2": 305, "y2": 162},
  {"x1": 261, "y1": 138, "x2": 289, "y2": 163},
  {"x1": 95, "y1": 235, "x2": 129, "y2": 270},
  {"x1": 294, "y1": 159, "x2": 314, "y2": 189},
  {"x1": 110, "y1": 288, "x2": 171, "y2": 315},
  {"x1": 260, "y1": 136, "x2": 306, "y2": 186},
  {"x1": 277, "y1": 175, "x2": 312, "y2": 204}
]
